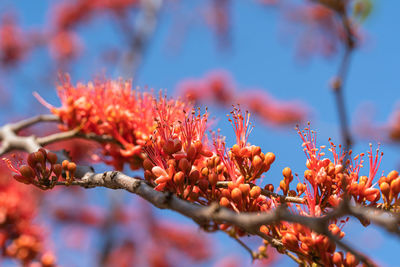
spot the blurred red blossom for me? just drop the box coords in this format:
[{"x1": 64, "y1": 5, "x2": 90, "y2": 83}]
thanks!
[
  {"x1": 0, "y1": 14, "x2": 28, "y2": 66},
  {"x1": 176, "y1": 70, "x2": 308, "y2": 125},
  {"x1": 277, "y1": 1, "x2": 361, "y2": 59},
  {"x1": 0, "y1": 162, "x2": 56, "y2": 266}
]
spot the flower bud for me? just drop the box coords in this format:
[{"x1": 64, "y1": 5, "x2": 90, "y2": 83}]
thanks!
[
  {"x1": 47, "y1": 152, "x2": 58, "y2": 165},
  {"x1": 252, "y1": 155, "x2": 262, "y2": 169},
  {"x1": 189, "y1": 168, "x2": 200, "y2": 183},
  {"x1": 264, "y1": 184, "x2": 274, "y2": 192},
  {"x1": 67, "y1": 162, "x2": 76, "y2": 174},
  {"x1": 173, "y1": 171, "x2": 185, "y2": 185},
  {"x1": 231, "y1": 188, "x2": 242, "y2": 203},
  {"x1": 264, "y1": 152, "x2": 275, "y2": 165},
  {"x1": 380, "y1": 182, "x2": 390, "y2": 200},
  {"x1": 178, "y1": 158, "x2": 191, "y2": 173},
  {"x1": 62, "y1": 160, "x2": 69, "y2": 170},
  {"x1": 20, "y1": 165, "x2": 35, "y2": 179},
  {"x1": 388, "y1": 170, "x2": 399, "y2": 182},
  {"x1": 345, "y1": 252, "x2": 359, "y2": 267},
  {"x1": 250, "y1": 186, "x2": 261, "y2": 198},
  {"x1": 14, "y1": 175, "x2": 32, "y2": 184},
  {"x1": 251, "y1": 146, "x2": 261, "y2": 157},
  {"x1": 152, "y1": 166, "x2": 168, "y2": 177},
  {"x1": 201, "y1": 167, "x2": 209, "y2": 177},
  {"x1": 208, "y1": 173, "x2": 218, "y2": 186},
  {"x1": 332, "y1": 252, "x2": 343, "y2": 266},
  {"x1": 282, "y1": 167, "x2": 292, "y2": 179},
  {"x1": 220, "y1": 197, "x2": 230, "y2": 207},
  {"x1": 296, "y1": 183, "x2": 306, "y2": 195},
  {"x1": 143, "y1": 158, "x2": 154, "y2": 171},
  {"x1": 231, "y1": 144, "x2": 240, "y2": 156},
  {"x1": 53, "y1": 164, "x2": 62, "y2": 177},
  {"x1": 239, "y1": 184, "x2": 250, "y2": 196},
  {"x1": 187, "y1": 144, "x2": 197, "y2": 160},
  {"x1": 34, "y1": 151, "x2": 45, "y2": 165},
  {"x1": 281, "y1": 232, "x2": 298, "y2": 249}
]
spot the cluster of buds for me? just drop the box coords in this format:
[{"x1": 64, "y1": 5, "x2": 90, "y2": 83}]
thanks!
[
  {"x1": 230, "y1": 144, "x2": 275, "y2": 183},
  {"x1": 143, "y1": 109, "x2": 213, "y2": 200},
  {"x1": 5, "y1": 235, "x2": 42, "y2": 265},
  {"x1": 279, "y1": 167, "x2": 293, "y2": 196},
  {"x1": 4, "y1": 149, "x2": 64, "y2": 190},
  {"x1": 378, "y1": 170, "x2": 400, "y2": 209},
  {"x1": 61, "y1": 159, "x2": 76, "y2": 185}
]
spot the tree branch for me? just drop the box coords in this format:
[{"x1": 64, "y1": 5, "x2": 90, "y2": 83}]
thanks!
[{"x1": 2, "y1": 115, "x2": 397, "y2": 267}]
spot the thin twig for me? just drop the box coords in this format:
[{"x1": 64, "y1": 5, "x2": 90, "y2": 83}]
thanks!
[{"x1": 216, "y1": 181, "x2": 306, "y2": 204}]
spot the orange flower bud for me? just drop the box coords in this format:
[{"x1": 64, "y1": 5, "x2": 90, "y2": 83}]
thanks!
[
  {"x1": 53, "y1": 164, "x2": 62, "y2": 177},
  {"x1": 264, "y1": 184, "x2": 274, "y2": 192},
  {"x1": 152, "y1": 166, "x2": 168, "y2": 177},
  {"x1": 187, "y1": 144, "x2": 197, "y2": 160},
  {"x1": 252, "y1": 155, "x2": 262, "y2": 169},
  {"x1": 296, "y1": 183, "x2": 306, "y2": 195},
  {"x1": 334, "y1": 164, "x2": 344, "y2": 174},
  {"x1": 251, "y1": 146, "x2": 261, "y2": 157},
  {"x1": 178, "y1": 158, "x2": 191, "y2": 173},
  {"x1": 391, "y1": 178, "x2": 400, "y2": 195},
  {"x1": 388, "y1": 170, "x2": 399, "y2": 182},
  {"x1": 231, "y1": 144, "x2": 240, "y2": 156},
  {"x1": 250, "y1": 186, "x2": 261, "y2": 198},
  {"x1": 221, "y1": 189, "x2": 230, "y2": 198},
  {"x1": 332, "y1": 252, "x2": 343, "y2": 266},
  {"x1": 67, "y1": 162, "x2": 76, "y2": 174},
  {"x1": 20, "y1": 165, "x2": 35, "y2": 179},
  {"x1": 259, "y1": 225, "x2": 269, "y2": 234},
  {"x1": 279, "y1": 180, "x2": 288, "y2": 193},
  {"x1": 208, "y1": 173, "x2": 218, "y2": 186},
  {"x1": 378, "y1": 176, "x2": 387, "y2": 186},
  {"x1": 345, "y1": 252, "x2": 359, "y2": 267},
  {"x1": 380, "y1": 182, "x2": 390, "y2": 200},
  {"x1": 214, "y1": 156, "x2": 221, "y2": 166},
  {"x1": 189, "y1": 169, "x2": 200, "y2": 183},
  {"x1": 304, "y1": 170, "x2": 313, "y2": 180},
  {"x1": 239, "y1": 184, "x2": 250, "y2": 196},
  {"x1": 281, "y1": 232, "x2": 298, "y2": 249},
  {"x1": 143, "y1": 158, "x2": 154, "y2": 171},
  {"x1": 62, "y1": 160, "x2": 69, "y2": 170},
  {"x1": 173, "y1": 171, "x2": 185, "y2": 185},
  {"x1": 264, "y1": 152, "x2": 275, "y2": 165},
  {"x1": 201, "y1": 167, "x2": 209, "y2": 177},
  {"x1": 220, "y1": 197, "x2": 230, "y2": 207},
  {"x1": 34, "y1": 151, "x2": 45, "y2": 165},
  {"x1": 47, "y1": 152, "x2": 58, "y2": 165},
  {"x1": 231, "y1": 188, "x2": 242, "y2": 203},
  {"x1": 282, "y1": 167, "x2": 292, "y2": 178}
]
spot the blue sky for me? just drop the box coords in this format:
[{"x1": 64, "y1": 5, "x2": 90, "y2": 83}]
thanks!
[{"x1": 1, "y1": 0, "x2": 399, "y2": 266}]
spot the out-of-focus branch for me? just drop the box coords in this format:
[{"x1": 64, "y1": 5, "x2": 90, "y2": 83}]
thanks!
[
  {"x1": 331, "y1": 8, "x2": 356, "y2": 153},
  {"x1": 118, "y1": 0, "x2": 164, "y2": 79},
  {"x1": 10, "y1": 114, "x2": 60, "y2": 133},
  {"x1": 37, "y1": 128, "x2": 119, "y2": 147}
]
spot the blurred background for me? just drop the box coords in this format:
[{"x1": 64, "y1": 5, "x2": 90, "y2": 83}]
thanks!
[{"x1": 0, "y1": 0, "x2": 399, "y2": 266}]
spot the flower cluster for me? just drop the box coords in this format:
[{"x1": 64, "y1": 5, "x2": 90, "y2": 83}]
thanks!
[
  {"x1": 9, "y1": 78, "x2": 399, "y2": 266},
  {"x1": 0, "y1": 163, "x2": 56, "y2": 266},
  {"x1": 40, "y1": 75, "x2": 190, "y2": 170},
  {"x1": 0, "y1": 14, "x2": 28, "y2": 67},
  {"x1": 3, "y1": 149, "x2": 75, "y2": 190}
]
